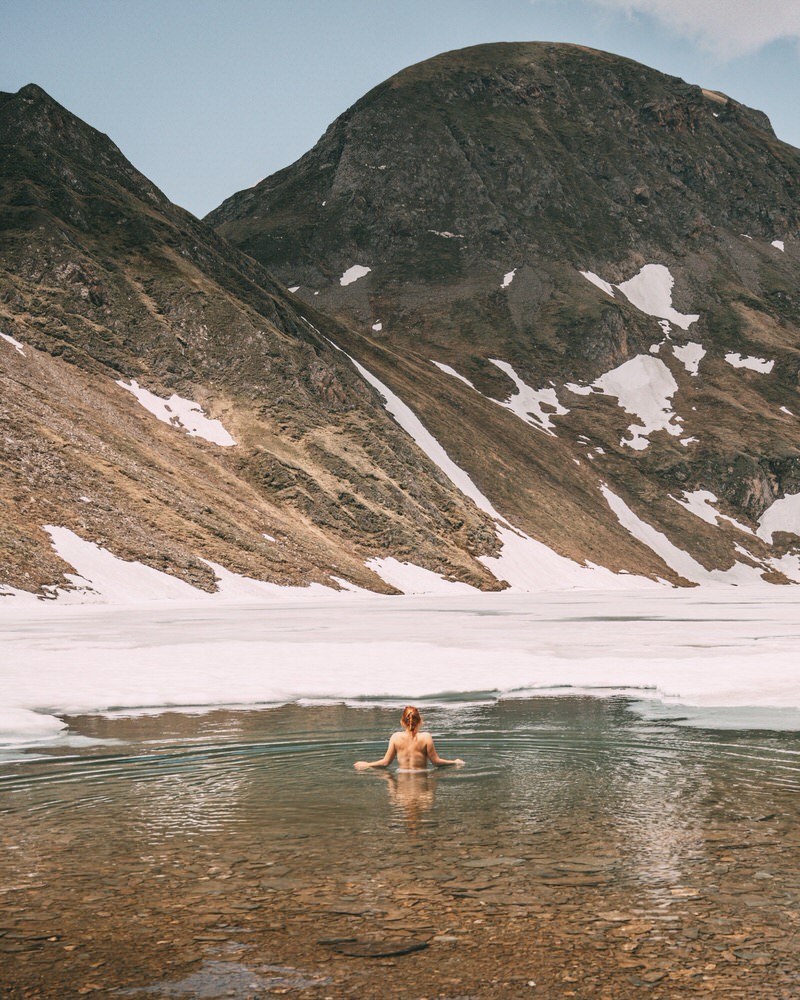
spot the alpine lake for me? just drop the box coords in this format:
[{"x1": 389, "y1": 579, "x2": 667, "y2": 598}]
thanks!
[{"x1": 2, "y1": 697, "x2": 800, "y2": 999}]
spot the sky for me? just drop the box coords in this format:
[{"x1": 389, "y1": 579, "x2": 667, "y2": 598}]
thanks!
[{"x1": 2, "y1": 0, "x2": 799, "y2": 219}]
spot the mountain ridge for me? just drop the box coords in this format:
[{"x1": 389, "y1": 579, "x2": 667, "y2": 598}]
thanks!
[{"x1": 0, "y1": 81, "x2": 504, "y2": 598}]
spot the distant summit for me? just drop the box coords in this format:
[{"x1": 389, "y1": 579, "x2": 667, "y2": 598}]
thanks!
[{"x1": 208, "y1": 41, "x2": 792, "y2": 283}]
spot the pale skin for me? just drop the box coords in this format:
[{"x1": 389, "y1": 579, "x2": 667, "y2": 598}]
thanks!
[{"x1": 354, "y1": 722, "x2": 464, "y2": 771}]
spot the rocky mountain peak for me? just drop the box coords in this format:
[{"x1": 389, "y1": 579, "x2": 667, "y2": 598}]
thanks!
[{"x1": 205, "y1": 43, "x2": 800, "y2": 589}]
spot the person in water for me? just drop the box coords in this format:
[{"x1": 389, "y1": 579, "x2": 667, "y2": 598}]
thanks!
[{"x1": 354, "y1": 706, "x2": 464, "y2": 770}]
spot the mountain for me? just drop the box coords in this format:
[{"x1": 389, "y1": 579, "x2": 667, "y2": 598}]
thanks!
[
  {"x1": 4, "y1": 39, "x2": 800, "y2": 601},
  {"x1": 208, "y1": 42, "x2": 800, "y2": 586},
  {"x1": 0, "y1": 84, "x2": 503, "y2": 598}
]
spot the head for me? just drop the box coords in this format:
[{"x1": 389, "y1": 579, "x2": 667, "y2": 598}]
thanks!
[{"x1": 401, "y1": 705, "x2": 422, "y2": 734}]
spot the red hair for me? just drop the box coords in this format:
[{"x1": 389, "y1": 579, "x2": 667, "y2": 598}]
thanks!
[{"x1": 401, "y1": 705, "x2": 422, "y2": 734}]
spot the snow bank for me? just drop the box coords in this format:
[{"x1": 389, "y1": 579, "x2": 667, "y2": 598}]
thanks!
[
  {"x1": 22, "y1": 527, "x2": 343, "y2": 606},
  {"x1": 116, "y1": 379, "x2": 236, "y2": 446},
  {"x1": 0, "y1": 707, "x2": 67, "y2": 746},
  {"x1": 365, "y1": 558, "x2": 476, "y2": 595}
]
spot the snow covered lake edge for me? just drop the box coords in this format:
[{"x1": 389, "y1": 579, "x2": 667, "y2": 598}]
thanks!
[{"x1": 3, "y1": 585, "x2": 800, "y2": 749}]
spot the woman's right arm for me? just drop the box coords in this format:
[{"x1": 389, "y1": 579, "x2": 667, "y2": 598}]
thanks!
[
  {"x1": 426, "y1": 734, "x2": 464, "y2": 767},
  {"x1": 354, "y1": 735, "x2": 398, "y2": 769}
]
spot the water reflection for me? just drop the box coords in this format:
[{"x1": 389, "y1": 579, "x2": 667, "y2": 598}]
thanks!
[{"x1": 374, "y1": 768, "x2": 439, "y2": 834}]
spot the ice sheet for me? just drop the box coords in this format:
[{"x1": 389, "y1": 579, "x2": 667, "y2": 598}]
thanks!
[{"x1": 3, "y1": 587, "x2": 800, "y2": 746}]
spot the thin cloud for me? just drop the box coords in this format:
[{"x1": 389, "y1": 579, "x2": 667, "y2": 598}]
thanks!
[{"x1": 584, "y1": 0, "x2": 800, "y2": 58}]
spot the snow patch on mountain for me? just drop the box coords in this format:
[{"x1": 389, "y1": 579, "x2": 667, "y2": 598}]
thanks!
[
  {"x1": 772, "y1": 240, "x2": 785, "y2": 251},
  {"x1": 565, "y1": 382, "x2": 594, "y2": 396},
  {"x1": 757, "y1": 494, "x2": 800, "y2": 543},
  {"x1": 30, "y1": 526, "x2": 344, "y2": 605},
  {"x1": 116, "y1": 379, "x2": 236, "y2": 446},
  {"x1": 1, "y1": 332, "x2": 26, "y2": 356},
  {"x1": 488, "y1": 359, "x2": 569, "y2": 437},
  {"x1": 365, "y1": 558, "x2": 476, "y2": 595},
  {"x1": 431, "y1": 360, "x2": 476, "y2": 389},
  {"x1": 616, "y1": 264, "x2": 700, "y2": 330},
  {"x1": 580, "y1": 271, "x2": 615, "y2": 296},
  {"x1": 671, "y1": 490, "x2": 753, "y2": 535},
  {"x1": 725, "y1": 352, "x2": 775, "y2": 373},
  {"x1": 501, "y1": 269, "x2": 517, "y2": 289},
  {"x1": 433, "y1": 358, "x2": 569, "y2": 436},
  {"x1": 580, "y1": 264, "x2": 699, "y2": 330},
  {"x1": 673, "y1": 342, "x2": 706, "y2": 376},
  {"x1": 332, "y1": 341, "x2": 646, "y2": 592},
  {"x1": 43, "y1": 526, "x2": 208, "y2": 603},
  {"x1": 601, "y1": 486, "x2": 765, "y2": 586},
  {"x1": 593, "y1": 355, "x2": 682, "y2": 450},
  {"x1": 340, "y1": 264, "x2": 372, "y2": 286}
]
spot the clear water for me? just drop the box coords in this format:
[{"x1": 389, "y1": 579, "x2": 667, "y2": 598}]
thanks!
[{"x1": 3, "y1": 698, "x2": 800, "y2": 998}]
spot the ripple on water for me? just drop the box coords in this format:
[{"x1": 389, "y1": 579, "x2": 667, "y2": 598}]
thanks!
[{"x1": 3, "y1": 699, "x2": 800, "y2": 998}]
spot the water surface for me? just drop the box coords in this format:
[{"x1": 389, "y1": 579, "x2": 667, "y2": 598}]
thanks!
[{"x1": 2, "y1": 698, "x2": 800, "y2": 998}]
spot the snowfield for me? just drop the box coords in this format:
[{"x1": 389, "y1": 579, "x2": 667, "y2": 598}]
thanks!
[{"x1": 3, "y1": 587, "x2": 800, "y2": 749}]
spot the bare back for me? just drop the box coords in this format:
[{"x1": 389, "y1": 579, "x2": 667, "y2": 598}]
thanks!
[
  {"x1": 354, "y1": 714, "x2": 463, "y2": 770},
  {"x1": 389, "y1": 730, "x2": 434, "y2": 770}
]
